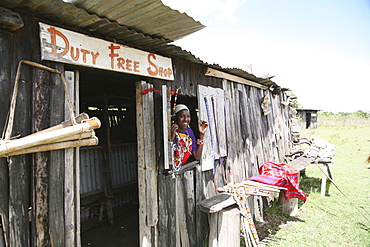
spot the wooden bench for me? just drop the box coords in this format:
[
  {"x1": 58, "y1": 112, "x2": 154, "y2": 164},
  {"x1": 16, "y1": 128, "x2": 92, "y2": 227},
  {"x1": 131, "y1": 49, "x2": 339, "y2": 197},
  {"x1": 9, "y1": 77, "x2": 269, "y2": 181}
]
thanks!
[
  {"x1": 80, "y1": 180, "x2": 138, "y2": 223},
  {"x1": 280, "y1": 157, "x2": 333, "y2": 215}
]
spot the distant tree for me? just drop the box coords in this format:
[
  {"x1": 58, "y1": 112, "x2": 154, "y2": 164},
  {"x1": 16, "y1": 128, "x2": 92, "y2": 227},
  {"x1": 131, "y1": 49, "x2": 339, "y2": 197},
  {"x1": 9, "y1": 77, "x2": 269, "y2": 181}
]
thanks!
[
  {"x1": 319, "y1": 111, "x2": 370, "y2": 118},
  {"x1": 319, "y1": 111, "x2": 335, "y2": 117},
  {"x1": 354, "y1": 111, "x2": 369, "y2": 118}
]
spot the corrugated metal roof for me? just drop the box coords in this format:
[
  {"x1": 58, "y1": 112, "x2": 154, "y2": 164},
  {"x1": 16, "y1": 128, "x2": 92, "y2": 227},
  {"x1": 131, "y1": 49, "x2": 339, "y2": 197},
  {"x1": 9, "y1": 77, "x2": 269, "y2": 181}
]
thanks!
[
  {"x1": 0, "y1": 0, "x2": 205, "y2": 57},
  {"x1": 207, "y1": 66, "x2": 281, "y2": 90},
  {"x1": 0, "y1": 0, "x2": 204, "y2": 42},
  {"x1": 68, "y1": 0, "x2": 205, "y2": 41},
  {"x1": 0, "y1": 0, "x2": 280, "y2": 90}
]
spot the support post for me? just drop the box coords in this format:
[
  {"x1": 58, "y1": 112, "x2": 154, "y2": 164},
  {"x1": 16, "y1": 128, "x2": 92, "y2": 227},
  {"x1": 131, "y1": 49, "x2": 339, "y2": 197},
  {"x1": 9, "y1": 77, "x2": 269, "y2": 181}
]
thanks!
[{"x1": 209, "y1": 208, "x2": 240, "y2": 247}]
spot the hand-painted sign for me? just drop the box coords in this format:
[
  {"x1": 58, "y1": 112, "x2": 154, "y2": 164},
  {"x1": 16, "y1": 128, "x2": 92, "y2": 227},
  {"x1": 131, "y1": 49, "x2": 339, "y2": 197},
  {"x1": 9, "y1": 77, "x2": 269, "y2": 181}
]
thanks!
[{"x1": 39, "y1": 22, "x2": 174, "y2": 80}]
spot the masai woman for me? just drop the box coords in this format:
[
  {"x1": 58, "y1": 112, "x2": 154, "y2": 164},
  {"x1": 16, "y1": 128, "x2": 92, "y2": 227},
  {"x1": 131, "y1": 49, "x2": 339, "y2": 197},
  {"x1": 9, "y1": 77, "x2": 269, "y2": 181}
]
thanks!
[{"x1": 171, "y1": 104, "x2": 208, "y2": 170}]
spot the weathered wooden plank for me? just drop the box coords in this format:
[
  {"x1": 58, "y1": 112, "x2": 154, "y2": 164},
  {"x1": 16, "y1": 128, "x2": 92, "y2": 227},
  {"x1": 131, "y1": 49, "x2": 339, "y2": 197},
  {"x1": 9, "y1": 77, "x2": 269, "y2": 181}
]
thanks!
[
  {"x1": 0, "y1": 7, "x2": 23, "y2": 31},
  {"x1": 197, "y1": 85, "x2": 215, "y2": 171},
  {"x1": 142, "y1": 82, "x2": 158, "y2": 227},
  {"x1": 64, "y1": 70, "x2": 82, "y2": 247},
  {"x1": 221, "y1": 79, "x2": 234, "y2": 178},
  {"x1": 223, "y1": 81, "x2": 241, "y2": 182},
  {"x1": 158, "y1": 174, "x2": 176, "y2": 247},
  {"x1": 197, "y1": 194, "x2": 236, "y2": 213},
  {"x1": 176, "y1": 177, "x2": 190, "y2": 247},
  {"x1": 0, "y1": 28, "x2": 13, "y2": 247},
  {"x1": 74, "y1": 70, "x2": 81, "y2": 247},
  {"x1": 289, "y1": 156, "x2": 313, "y2": 171},
  {"x1": 0, "y1": 159, "x2": 8, "y2": 247},
  {"x1": 214, "y1": 88, "x2": 227, "y2": 157},
  {"x1": 101, "y1": 98, "x2": 114, "y2": 226},
  {"x1": 8, "y1": 10, "x2": 34, "y2": 247},
  {"x1": 33, "y1": 66, "x2": 51, "y2": 247},
  {"x1": 64, "y1": 71, "x2": 76, "y2": 246},
  {"x1": 162, "y1": 85, "x2": 170, "y2": 169},
  {"x1": 237, "y1": 85, "x2": 251, "y2": 179},
  {"x1": 8, "y1": 155, "x2": 31, "y2": 247},
  {"x1": 244, "y1": 86, "x2": 259, "y2": 177},
  {"x1": 136, "y1": 81, "x2": 155, "y2": 247},
  {"x1": 194, "y1": 165, "x2": 210, "y2": 246},
  {"x1": 278, "y1": 191, "x2": 299, "y2": 216},
  {"x1": 209, "y1": 207, "x2": 240, "y2": 247},
  {"x1": 181, "y1": 170, "x2": 196, "y2": 245},
  {"x1": 205, "y1": 67, "x2": 267, "y2": 89}
]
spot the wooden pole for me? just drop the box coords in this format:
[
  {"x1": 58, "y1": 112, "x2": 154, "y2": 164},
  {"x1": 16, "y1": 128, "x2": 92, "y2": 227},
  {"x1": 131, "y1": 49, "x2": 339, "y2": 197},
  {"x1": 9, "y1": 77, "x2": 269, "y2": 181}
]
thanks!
[
  {"x1": 0, "y1": 118, "x2": 100, "y2": 157},
  {"x1": 27, "y1": 113, "x2": 89, "y2": 137},
  {"x1": 102, "y1": 98, "x2": 114, "y2": 226},
  {"x1": 3, "y1": 137, "x2": 98, "y2": 157}
]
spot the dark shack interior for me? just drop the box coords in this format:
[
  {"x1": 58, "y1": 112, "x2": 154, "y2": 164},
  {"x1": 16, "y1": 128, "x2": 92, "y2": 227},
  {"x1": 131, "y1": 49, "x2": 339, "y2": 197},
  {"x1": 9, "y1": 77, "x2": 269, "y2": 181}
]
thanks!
[{"x1": 77, "y1": 68, "x2": 141, "y2": 246}]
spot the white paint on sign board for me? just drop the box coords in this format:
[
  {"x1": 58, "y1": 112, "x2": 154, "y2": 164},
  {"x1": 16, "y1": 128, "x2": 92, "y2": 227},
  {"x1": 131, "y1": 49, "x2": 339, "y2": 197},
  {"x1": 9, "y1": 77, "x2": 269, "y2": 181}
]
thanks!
[{"x1": 39, "y1": 22, "x2": 174, "y2": 80}]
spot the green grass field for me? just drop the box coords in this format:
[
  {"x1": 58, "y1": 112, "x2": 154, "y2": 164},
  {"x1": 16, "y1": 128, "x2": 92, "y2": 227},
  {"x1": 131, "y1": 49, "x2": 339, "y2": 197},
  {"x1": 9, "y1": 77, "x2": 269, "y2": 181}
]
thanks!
[{"x1": 265, "y1": 123, "x2": 370, "y2": 246}]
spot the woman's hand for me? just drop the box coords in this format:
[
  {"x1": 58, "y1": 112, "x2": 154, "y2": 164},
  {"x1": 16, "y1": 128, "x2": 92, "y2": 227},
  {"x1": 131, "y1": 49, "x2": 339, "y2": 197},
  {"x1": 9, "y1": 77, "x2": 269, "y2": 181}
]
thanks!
[
  {"x1": 193, "y1": 120, "x2": 208, "y2": 161},
  {"x1": 170, "y1": 123, "x2": 179, "y2": 141},
  {"x1": 198, "y1": 120, "x2": 208, "y2": 135}
]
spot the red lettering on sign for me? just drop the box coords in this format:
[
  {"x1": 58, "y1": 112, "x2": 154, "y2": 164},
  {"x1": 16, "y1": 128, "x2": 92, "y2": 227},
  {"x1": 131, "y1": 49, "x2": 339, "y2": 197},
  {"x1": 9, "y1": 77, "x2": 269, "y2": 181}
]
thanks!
[
  {"x1": 126, "y1": 59, "x2": 132, "y2": 71},
  {"x1": 134, "y1": 61, "x2": 140, "y2": 73},
  {"x1": 91, "y1": 52, "x2": 99, "y2": 65},
  {"x1": 70, "y1": 47, "x2": 79, "y2": 61},
  {"x1": 47, "y1": 27, "x2": 69, "y2": 56},
  {"x1": 81, "y1": 49, "x2": 90, "y2": 63},
  {"x1": 47, "y1": 27, "x2": 100, "y2": 64},
  {"x1": 146, "y1": 53, "x2": 172, "y2": 78},
  {"x1": 108, "y1": 44, "x2": 120, "y2": 69},
  {"x1": 147, "y1": 53, "x2": 158, "y2": 76},
  {"x1": 117, "y1": 58, "x2": 125, "y2": 70}
]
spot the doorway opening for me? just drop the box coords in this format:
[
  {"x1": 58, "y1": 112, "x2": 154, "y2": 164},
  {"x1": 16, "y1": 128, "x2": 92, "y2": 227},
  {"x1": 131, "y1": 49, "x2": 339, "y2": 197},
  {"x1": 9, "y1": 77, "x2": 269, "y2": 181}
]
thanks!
[{"x1": 78, "y1": 68, "x2": 141, "y2": 246}]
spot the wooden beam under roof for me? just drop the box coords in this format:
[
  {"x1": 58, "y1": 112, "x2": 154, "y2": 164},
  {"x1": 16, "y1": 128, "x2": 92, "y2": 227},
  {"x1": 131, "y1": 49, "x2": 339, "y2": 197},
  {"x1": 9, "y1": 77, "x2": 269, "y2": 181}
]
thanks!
[
  {"x1": 0, "y1": 6, "x2": 23, "y2": 31},
  {"x1": 205, "y1": 67, "x2": 268, "y2": 89}
]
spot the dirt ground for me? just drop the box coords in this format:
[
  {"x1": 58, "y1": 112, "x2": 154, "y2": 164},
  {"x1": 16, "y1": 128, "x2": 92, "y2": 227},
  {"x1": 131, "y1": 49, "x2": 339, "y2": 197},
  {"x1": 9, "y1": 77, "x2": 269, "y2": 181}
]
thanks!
[
  {"x1": 80, "y1": 202, "x2": 290, "y2": 246},
  {"x1": 81, "y1": 207, "x2": 139, "y2": 247}
]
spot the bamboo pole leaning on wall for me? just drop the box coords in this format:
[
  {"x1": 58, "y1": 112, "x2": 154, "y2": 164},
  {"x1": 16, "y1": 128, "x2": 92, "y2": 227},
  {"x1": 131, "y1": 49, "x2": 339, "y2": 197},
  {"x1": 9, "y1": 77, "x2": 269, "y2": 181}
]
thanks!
[
  {"x1": 1, "y1": 60, "x2": 101, "y2": 158},
  {"x1": 0, "y1": 117, "x2": 100, "y2": 157}
]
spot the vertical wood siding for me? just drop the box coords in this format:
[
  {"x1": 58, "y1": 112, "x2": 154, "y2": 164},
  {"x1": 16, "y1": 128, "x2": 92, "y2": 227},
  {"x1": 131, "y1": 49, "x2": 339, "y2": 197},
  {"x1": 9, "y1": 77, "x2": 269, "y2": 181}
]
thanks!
[
  {"x1": 158, "y1": 58, "x2": 292, "y2": 246},
  {"x1": 0, "y1": 26, "x2": 13, "y2": 247}
]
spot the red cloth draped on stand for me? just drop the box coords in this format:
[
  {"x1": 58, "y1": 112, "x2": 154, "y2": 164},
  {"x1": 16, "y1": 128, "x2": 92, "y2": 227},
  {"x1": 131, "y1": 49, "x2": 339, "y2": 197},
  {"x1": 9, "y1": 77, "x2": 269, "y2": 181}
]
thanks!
[{"x1": 247, "y1": 161, "x2": 307, "y2": 202}]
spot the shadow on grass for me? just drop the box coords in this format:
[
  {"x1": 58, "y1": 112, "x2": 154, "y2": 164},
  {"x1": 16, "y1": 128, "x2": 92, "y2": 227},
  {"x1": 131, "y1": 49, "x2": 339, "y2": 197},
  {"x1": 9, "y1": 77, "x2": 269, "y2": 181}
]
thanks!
[
  {"x1": 255, "y1": 173, "x2": 331, "y2": 244},
  {"x1": 255, "y1": 199, "x2": 305, "y2": 243},
  {"x1": 299, "y1": 172, "x2": 333, "y2": 198}
]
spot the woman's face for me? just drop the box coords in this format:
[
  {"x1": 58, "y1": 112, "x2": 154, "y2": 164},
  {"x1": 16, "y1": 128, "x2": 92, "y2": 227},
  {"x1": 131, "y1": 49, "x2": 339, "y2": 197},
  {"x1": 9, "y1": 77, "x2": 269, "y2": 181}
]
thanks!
[{"x1": 176, "y1": 109, "x2": 191, "y2": 131}]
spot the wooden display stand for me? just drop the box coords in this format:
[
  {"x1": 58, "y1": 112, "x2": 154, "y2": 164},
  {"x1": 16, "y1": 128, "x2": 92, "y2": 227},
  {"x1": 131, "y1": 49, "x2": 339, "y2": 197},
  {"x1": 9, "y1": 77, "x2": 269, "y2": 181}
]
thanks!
[
  {"x1": 198, "y1": 194, "x2": 240, "y2": 247},
  {"x1": 209, "y1": 207, "x2": 241, "y2": 247}
]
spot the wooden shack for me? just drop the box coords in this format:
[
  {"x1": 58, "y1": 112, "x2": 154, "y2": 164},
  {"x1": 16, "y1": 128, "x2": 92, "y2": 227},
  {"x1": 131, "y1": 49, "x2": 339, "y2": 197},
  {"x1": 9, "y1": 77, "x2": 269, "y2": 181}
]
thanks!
[
  {"x1": 297, "y1": 109, "x2": 320, "y2": 129},
  {"x1": 0, "y1": 1, "x2": 295, "y2": 246}
]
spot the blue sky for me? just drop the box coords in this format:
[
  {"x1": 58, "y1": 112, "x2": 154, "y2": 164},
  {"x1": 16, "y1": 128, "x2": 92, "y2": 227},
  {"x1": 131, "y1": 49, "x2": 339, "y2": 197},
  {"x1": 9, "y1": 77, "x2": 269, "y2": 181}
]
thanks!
[{"x1": 162, "y1": 0, "x2": 370, "y2": 113}]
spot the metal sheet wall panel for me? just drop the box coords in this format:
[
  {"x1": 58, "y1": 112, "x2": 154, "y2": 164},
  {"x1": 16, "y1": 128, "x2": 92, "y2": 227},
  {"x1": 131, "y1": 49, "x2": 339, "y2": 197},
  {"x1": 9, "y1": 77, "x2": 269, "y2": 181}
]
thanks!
[
  {"x1": 109, "y1": 144, "x2": 138, "y2": 186},
  {"x1": 80, "y1": 144, "x2": 137, "y2": 194},
  {"x1": 80, "y1": 147, "x2": 104, "y2": 194}
]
